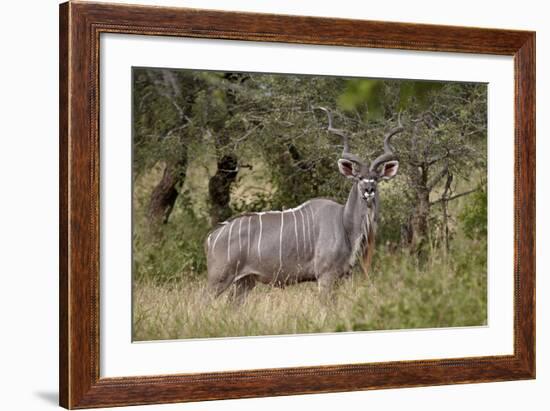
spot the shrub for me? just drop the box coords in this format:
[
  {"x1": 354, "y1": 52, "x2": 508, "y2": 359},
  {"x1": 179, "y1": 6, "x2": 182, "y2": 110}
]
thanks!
[{"x1": 459, "y1": 186, "x2": 487, "y2": 239}]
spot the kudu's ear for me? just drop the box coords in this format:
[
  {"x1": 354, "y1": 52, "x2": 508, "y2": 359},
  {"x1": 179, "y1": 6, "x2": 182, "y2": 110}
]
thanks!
[
  {"x1": 338, "y1": 159, "x2": 358, "y2": 179},
  {"x1": 380, "y1": 160, "x2": 399, "y2": 180}
]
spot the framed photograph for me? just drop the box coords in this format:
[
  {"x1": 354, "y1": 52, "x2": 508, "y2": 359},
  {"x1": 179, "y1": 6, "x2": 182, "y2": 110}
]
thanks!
[{"x1": 59, "y1": 2, "x2": 535, "y2": 408}]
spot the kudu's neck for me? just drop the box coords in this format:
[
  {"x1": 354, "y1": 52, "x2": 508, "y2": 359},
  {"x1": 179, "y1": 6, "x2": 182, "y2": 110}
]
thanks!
[{"x1": 343, "y1": 182, "x2": 377, "y2": 247}]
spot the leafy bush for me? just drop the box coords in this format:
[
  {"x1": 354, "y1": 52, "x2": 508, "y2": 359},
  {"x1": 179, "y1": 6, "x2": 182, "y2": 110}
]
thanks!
[
  {"x1": 133, "y1": 190, "x2": 209, "y2": 284},
  {"x1": 459, "y1": 186, "x2": 487, "y2": 239},
  {"x1": 348, "y1": 236, "x2": 487, "y2": 332}
]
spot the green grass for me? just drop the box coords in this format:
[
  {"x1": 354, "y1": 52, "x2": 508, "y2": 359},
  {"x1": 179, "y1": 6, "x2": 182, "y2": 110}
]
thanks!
[{"x1": 132, "y1": 236, "x2": 487, "y2": 341}]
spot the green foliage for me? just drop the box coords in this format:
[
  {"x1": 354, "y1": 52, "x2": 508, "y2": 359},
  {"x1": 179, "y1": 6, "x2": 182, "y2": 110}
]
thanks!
[
  {"x1": 349, "y1": 237, "x2": 487, "y2": 332},
  {"x1": 397, "y1": 80, "x2": 444, "y2": 110},
  {"x1": 374, "y1": 176, "x2": 413, "y2": 245},
  {"x1": 338, "y1": 79, "x2": 446, "y2": 120},
  {"x1": 459, "y1": 186, "x2": 488, "y2": 239},
  {"x1": 133, "y1": 189, "x2": 209, "y2": 284},
  {"x1": 338, "y1": 79, "x2": 385, "y2": 118},
  {"x1": 232, "y1": 191, "x2": 273, "y2": 214}
]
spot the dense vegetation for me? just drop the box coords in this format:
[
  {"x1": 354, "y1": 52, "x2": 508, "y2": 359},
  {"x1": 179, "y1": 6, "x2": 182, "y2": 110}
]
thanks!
[{"x1": 132, "y1": 68, "x2": 487, "y2": 340}]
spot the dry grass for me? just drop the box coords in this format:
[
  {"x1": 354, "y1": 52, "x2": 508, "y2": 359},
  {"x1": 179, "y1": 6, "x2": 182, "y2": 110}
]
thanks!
[
  {"x1": 133, "y1": 241, "x2": 487, "y2": 341},
  {"x1": 133, "y1": 277, "x2": 366, "y2": 341}
]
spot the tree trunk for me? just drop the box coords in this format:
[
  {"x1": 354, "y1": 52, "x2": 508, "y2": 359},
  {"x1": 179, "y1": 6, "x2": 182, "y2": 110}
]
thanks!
[
  {"x1": 206, "y1": 74, "x2": 249, "y2": 226},
  {"x1": 441, "y1": 172, "x2": 454, "y2": 254},
  {"x1": 145, "y1": 69, "x2": 197, "y2": 227},
  {"x1": 208, "y1": 154, "x2": 239, "y2": 226},
  {"x1": 407, "y1": 163, "x2": 431, "y2": 261},
  {"x1": 411, "y1": 189, "x2": 430, "y2": 260},
  {"x1": 147, "y1": 155, "x2": 187, "y2": 225}
]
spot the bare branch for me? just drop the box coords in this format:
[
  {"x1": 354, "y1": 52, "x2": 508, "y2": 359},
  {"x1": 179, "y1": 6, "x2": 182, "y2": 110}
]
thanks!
[
  {"x1": 427, "y1": 165, "x2": 449, "y2": 191},
  {"x1": 161, "y1": 69, "x2": 181, "y2": 98},
  {"x1": 427, "y1": 151, "x2": 450, "y2": 166},
  {"x1": 431, "y1": 188, "x2": 478, "y2": 205},
  {"x1": 231, "y1": 124, "x2": 262, "y2": 147},
  {"x1": 161, "y1": 124, "x2": 189, "y2": 140},
  {"x1": 146, "y1": 70, "x2": 185, "y2": 119}
]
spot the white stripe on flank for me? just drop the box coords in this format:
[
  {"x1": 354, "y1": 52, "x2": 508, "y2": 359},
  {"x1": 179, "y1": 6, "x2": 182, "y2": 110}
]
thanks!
[
  {"x1": 304, "y1": 206, "x2": 312, "y2": 253},
  {"x1": 292, "y1": 210, "x2": 299, "y2": 258},
  {"x1": 298, "y1": 208, "x2": 307, "y2": 255},
  {"x1": 238, "y1": 218, "x2": 243, "y2": 254},
  {"x1": 227, "y1": 220, "x2": 235, "y2": 261},
  {"x1": 307, "y1": 206, "x2": 315, "y2": 252},
  {"x1": 257, "y1": 214, "x2": 263, "y2": 262},
  {"x1": 211, "y1": 224, "x2": 226, "y2": 252},
  {"x1": 279, "y1": 212, "x2": 284, "y2": 271},
  {"x1": 247, "y1": 216, "x2": 251, "y2": 258}
]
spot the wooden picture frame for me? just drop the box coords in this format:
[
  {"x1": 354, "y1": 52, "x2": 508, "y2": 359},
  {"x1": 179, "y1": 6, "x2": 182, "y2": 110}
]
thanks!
[{"x1": 59, "y1": 1, "x2": 535, "y2": 408}]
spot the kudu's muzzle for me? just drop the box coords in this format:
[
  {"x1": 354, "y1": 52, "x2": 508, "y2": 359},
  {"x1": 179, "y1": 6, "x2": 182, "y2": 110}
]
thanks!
[{"x1": 363, "y1": 182, "x2": 376, "y2": 207}]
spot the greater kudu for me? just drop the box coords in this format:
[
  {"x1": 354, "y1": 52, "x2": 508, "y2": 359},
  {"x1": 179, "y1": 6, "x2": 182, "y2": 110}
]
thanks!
[{"x1": 206, "y1": 108, "x2": 403, "y2": 301}]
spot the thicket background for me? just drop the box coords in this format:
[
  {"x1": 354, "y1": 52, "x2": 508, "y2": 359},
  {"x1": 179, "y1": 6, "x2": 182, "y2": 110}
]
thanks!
[{"x1": 132, "y1": 68, "x2": 488, "y2": 340}]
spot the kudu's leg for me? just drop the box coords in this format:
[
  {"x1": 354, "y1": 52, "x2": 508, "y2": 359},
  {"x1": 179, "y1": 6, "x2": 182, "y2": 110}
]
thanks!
[
  {"x1": 207, "y1": 269, "x2": 234, "y2": 299},
  {"x1": 228, "y1": 275, "x2": 256, "y2": 305},
  {"x1": 317, "y1": 274, "x2": 338, "y2": 305}
]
